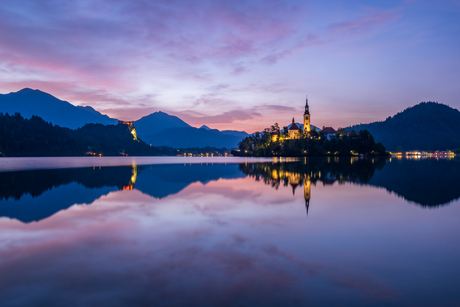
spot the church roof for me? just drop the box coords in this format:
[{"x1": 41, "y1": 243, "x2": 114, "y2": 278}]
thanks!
[
  {"x1": 289, "y1": 122, "x2": 300, "y2": 130},
  {"x1": 286, "y1": 123, "x2": 320, "y2": 132},
  {"x1": 322, "y1": 127, "x2": 336, "y2": 134}
]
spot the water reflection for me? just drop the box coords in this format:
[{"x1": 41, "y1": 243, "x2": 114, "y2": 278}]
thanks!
[
  {"x1": 0, "y1": 158, "x2": 460, "y2": 306},
  {"x1": 239, "y1": 158, "x2": 386, "y2": 214},
  {"x1": 0, "y1": 163, "x2": 244, "y2": 223},
  {"x1": 241, "y1": 157, "x2": 460, "y2": 209},
  {"x1": 1, "y1": 158, "x2": 460, "y2": 223}
]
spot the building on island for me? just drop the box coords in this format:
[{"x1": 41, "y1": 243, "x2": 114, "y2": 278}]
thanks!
[
  {"x1": 288, "y1": 118, "x2": 301, "y2": 139},
  {"x1": 273, "y1": 96, "x2": 339, "y2": 142},
  {"x1": 283, "y1": 96, "x2": 313, "y2": 140},
  {"x1": 321, "y1": 127, "x2": 337, "y2": 140}
]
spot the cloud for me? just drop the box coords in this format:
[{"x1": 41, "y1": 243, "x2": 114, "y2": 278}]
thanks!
[
  {"x1": 326, "y1": 12, "x2": 398, "y2": 38},
  {"x1": 170, "y1": 109, "x2": 261, "y2": 125},
  {"x1": 206, "y1": 83, "x2": 230, "y2": 92},
  {"x1": 262, "y1": 105, "x2": 297, "y2": 112},
  {"x1": 0, "y1": 0, "x2": 307, "y2": 79}
]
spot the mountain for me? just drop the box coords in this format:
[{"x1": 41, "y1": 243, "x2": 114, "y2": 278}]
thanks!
[
  {"x1": 0, "y1": 88, "x2": 248, "y2": 149},
  {"x1": 347, "y1": 102, "x2": 460, "y2": 151},
  {"x1": 142, "y1": 127, "x2": 242, "y2": 148},
  {"x1": 200, "y1": 125, "x2": 211, "y2": 130},
  {"x1": 133, "y1": 111, "x2": 191, "y2": 137},
  {"x1": 0, "y1": 88, "x2": 117, "y2": 129},
  {"x1": 135, "y1": 113, "x2": 248, "y2": 148}
]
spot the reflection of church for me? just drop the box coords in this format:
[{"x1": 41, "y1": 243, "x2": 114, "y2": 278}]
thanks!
[{"x1": 272, "y1": 168, "x2": 312, "y2": 215}]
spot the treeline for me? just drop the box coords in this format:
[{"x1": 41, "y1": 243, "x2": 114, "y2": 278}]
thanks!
[
  {"x1": 235, "y1": 124, "x2": 387, "y2": 157},
  {"x1": 0, "y1": 113, "x2": 226, "y2": 157}
]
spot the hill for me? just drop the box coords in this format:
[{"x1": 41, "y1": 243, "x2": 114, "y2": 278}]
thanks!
[
  {"x1": 0, "y1": 88, "x2": 117, "y2": 129},
  {"x1": 133, "y1": 111, "x2": 191, "y2": 137},
  {"x1": 136, "y1": 117, "x2": 247, "y2": 148},
  {"x1": 0, "y1": 113, "x2": 170, "y2": 156},
  {"x1": 348, "y1": 102, "x2": 460, "y2": 151},
  {"x1": 0, "y1": 88, "x2": 249, "y2": 149}
]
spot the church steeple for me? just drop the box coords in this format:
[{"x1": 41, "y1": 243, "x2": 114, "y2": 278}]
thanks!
[
  {"x1": 304, "y1": 96, "x2": 310, "y2": 115},
  {"x1": 303, "y1": 95, "x2": 311, "y2": 133}
]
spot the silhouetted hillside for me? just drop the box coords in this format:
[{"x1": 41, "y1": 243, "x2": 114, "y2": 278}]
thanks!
[
  {"x1": 0, "y1": 113, "x2": 167, "y2": 156},
  {"x1": 348, "y1": 102, "x2": 460, "y2": 151},
  {"x1": 0, "y1": 88, "x2": 249, "y2": 149},
  {"x1": 134, "y1": 111, "x2": 191, "y2": 137},
  {"x1": 0, "y1": 88, "x2": 117, "y2": 129},
  {"x1": 135, "y1": 114, "x2": 248, "y2": 148}
]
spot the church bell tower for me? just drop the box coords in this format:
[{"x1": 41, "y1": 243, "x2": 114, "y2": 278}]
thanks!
[{"x1": 303, "y1": 96, "x2": 311, "y2": 133}]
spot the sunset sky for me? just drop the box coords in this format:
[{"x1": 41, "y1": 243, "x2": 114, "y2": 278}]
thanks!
[{"x1": 0, "y1": 0, "x2": 459, "y2": 133}]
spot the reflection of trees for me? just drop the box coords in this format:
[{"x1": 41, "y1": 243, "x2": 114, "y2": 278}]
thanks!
[
  {"x1": 368, "y1": 158, "x2": 460, "y2": 207},
  {"x1": 0, "y1": 166, "x2": 135, "y2": 201},
  {"x1": 239, "y1": 157, "x2": 386, "y2": 214},
  {"x1": 0, "y1": 166, "x2": 137, "y2": 223},
  {"x1": 239, "y1": 157, "x2": 384, "y2": 188},
  {"x1": 240, "y1": 157, "x2": 460, "y2": 208}
]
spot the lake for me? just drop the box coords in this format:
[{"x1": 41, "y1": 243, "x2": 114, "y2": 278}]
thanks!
[{"x1": 0, "y1": 156, "x2": 459, "y2": 306}]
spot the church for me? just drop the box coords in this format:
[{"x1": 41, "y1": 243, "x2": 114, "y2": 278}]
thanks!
[{"x1": 286, "y1": 96, "x2": 312, "y2": 139}]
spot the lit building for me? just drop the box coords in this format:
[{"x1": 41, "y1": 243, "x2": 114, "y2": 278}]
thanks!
[
  {"x1": 284, "y1": 96, "x2": 315, "y2": 139},
  {"x1": 288, "y1": 118, "x2": 301, "y2": 139},
  {"x1": 322, "y1": 127, "x2": 337, "y2": 140},
  {"x1": 303, "y1": 96, "x2": 311, "y2": 133}
]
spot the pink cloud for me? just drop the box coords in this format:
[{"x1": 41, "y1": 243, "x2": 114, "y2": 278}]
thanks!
[
  {"x1": 327, "y1": 12, "x2": 398, "y2": 37},
  {"x1": 169, "y1": 109, "x2": 261, "y2": 125}
]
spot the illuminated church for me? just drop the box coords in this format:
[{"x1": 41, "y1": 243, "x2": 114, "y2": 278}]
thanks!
[{"x1": 286, "y1": 96, "x2": 313, "y2": 139}]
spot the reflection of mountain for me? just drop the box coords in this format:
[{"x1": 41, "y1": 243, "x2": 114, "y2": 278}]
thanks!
[
  {"x1": 135, "y1": 164, "x2": 245, "y2": 198},
  {"x1": 240, "y1": 158, "x2": 460, "y2": 209},
  {"x1": 0, "y1": 183, "x2": 116, "y2": 223},
  {"x1": 0, "y1": 167, "x2": 134, "y2": 223},
  {"x1": 368, "y1": 158, "x2": 460, "y2": 207},
  {"x1": 3, "y1": 158, "x2": 458, "y2": 223},
  {"x1": 0, "y1": 163, "x2": 245, "y2": 223}
]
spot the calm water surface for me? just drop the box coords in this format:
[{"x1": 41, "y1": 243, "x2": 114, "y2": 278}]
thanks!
[{"x1": 0, "y1": 157, "x2": 459, "y2": 306}]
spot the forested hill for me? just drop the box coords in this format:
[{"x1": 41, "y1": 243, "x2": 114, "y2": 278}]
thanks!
[
  {"x1": 347, "y1": 102, "x2": 460, "y2": 151},
  {"x1": 0, "y1": 113, "x2": 168, "y2": 157}
]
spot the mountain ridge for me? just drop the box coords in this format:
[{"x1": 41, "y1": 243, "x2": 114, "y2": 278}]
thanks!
[
  {"x1": 0, "y1": 88, "x2": 118, "y2": 129},
  {"x1": 347, "y1": 102, "x2": 460, "y2": 151},
  {"x1": 0, "y1": 88, "x2": 249, "y2": 148}
]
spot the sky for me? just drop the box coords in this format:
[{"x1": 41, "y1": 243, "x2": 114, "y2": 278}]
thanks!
[{"x1": 0, "y1": 0, "x2": 459, "y2": 133}]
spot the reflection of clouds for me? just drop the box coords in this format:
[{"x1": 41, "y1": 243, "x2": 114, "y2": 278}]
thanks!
[
  {"x1": 0, "y1": 227, "x2": 326, "y2": 306},
  {"x1": 330, "y1": 273, "x2": 399, "y2": 299},
  {"x1": 0, "y1": 175, "x2": 406, "y2": 306}
]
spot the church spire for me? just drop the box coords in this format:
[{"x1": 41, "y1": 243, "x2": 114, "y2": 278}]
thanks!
[{"x1": 304, "y1": 95, "x2": 310, "y2": 115}]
